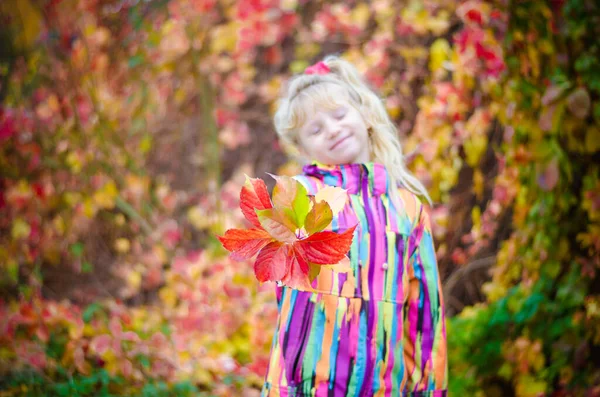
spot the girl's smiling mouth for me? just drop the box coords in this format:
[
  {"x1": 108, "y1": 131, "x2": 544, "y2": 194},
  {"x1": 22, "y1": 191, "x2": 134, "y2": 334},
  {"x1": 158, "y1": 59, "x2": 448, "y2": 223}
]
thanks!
[{"x1": 330, "y1": 135, "x2": 350, "y2": 150}]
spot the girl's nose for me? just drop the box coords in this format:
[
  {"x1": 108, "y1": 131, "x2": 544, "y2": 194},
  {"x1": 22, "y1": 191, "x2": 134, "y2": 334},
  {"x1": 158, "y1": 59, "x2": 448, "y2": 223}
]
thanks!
[{"x1": 325, "y1": 119, "x2": 341, "y2": 139}]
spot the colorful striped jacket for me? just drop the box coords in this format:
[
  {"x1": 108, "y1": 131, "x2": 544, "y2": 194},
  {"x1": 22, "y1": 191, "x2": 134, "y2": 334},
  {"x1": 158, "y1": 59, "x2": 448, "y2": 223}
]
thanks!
[{"x1": 261, "y1": 162, "x2": 447, "y2": 397}]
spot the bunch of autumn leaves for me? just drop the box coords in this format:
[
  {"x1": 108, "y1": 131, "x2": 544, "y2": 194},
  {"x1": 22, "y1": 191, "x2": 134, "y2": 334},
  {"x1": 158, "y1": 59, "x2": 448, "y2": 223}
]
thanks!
[{"x1": 218, "y1": 174, "x2": 356, "y2": 291}]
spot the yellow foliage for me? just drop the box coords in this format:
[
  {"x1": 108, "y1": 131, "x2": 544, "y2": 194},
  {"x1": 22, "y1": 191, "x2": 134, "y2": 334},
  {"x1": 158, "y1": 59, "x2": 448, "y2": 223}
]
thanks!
[
  {"x1": 482, "y1": 281, "x2": 507, "y2": 303},
  {"x1": 351, "y1": 3, "x2": 371, "y2": 30},
  {"x1": 295, "y1": 42, "x2": 321, "y2": 62},
  {"x1": 210, "y1": 23, "x2": 239, "y2": 53},
  {"x1": 585, "y1": 126, "x2": 600, "y2": 153},
  {"x1": 93, "y1": 181, "x2": 118, "y2": 209},
  {"x1": 114, "y1": 238, "x2": 131, "y2": 253},
  {"x1": 66, "y1": 152, "x2": 83, "y2": 174},
  {"x1": 464, "y1": 134, "x2": 488, "y2": 167},
  {"x1": 159, "y1": 286, "x2": 178, "y2": 308},
  {"x1": 11, "y1": 219, "x2": 30, "y2": 240},
  {"x1": 126, "y1": 270, "x2": 142, "y2": 291},
  {"x1": 515, "y1": 374, "x2": 547, "y2": 397},
  {"x1": 471, "y1": 205, "x2": 482, "y2": 234},
  {"x1": 429, "y1": 38, "x2": 451, "y2": 72},
  {"x1": 290, "y1": 60, "x2": 309, "y2": 74},
  {"x1": 83, "y1": 197, "x2": 96, "y2": 218},
  {"x1": 1, "y1": 0, "x2": 42, "y2": 50}
]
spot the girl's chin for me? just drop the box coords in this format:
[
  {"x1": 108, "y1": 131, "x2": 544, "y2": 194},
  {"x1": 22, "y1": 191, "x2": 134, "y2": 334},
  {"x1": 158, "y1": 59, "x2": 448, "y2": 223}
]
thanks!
[{"x1": 330, "y1": 148, "x2": 366, "y2": 164}]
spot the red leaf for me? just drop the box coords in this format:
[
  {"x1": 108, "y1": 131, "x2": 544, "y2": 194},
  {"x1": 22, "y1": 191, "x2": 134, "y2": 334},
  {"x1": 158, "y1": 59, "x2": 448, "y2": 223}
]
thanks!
[
  {"x1": 90, "y1": 334, "x2": 111, "y2": 355},
  {"x1": 281, "y1": 246, "x2": 313, "y2": 290},
  {"x1": 240, "y1": 175, "x2": 272, "y2": 227},
  {"x1": 218, "y1": 228, "x2": 273, "y2": 260},
  {"x1": 254, "y1": 242, "x2": 288, "y2": 282},
  {"x1": 296, "y1": 225, "x2": 357, "y2": 264}
]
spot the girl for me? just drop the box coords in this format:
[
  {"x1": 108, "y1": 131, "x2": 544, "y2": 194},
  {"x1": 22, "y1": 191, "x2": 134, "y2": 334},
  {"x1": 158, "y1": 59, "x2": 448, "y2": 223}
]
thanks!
[{"x1": 262, "y1": 55, "x2": 447, "y2": 396}]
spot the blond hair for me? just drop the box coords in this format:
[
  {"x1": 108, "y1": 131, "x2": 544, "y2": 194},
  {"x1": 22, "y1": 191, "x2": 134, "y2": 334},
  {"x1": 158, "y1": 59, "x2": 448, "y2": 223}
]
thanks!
[{"x1": 273, "y1": 54, "x2": 432, "y2": 205}]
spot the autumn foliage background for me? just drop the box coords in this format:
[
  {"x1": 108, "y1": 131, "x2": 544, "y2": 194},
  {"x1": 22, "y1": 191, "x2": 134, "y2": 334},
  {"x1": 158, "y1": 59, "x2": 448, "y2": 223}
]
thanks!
[{"x1": 1, "y1": 0, "x2": 599, "y2": 396}]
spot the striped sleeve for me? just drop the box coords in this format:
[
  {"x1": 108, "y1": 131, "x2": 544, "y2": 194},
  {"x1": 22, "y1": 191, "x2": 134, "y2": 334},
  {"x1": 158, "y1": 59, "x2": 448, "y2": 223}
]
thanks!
[{"x1": 403, "y1": 202, "x2": 448, "y2": 396}]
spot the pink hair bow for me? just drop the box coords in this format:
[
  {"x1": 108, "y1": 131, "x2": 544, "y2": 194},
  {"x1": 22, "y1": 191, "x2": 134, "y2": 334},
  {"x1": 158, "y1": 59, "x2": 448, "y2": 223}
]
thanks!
[{"x1": 304, "y1": 61, "x2": 330, "y2": 75}]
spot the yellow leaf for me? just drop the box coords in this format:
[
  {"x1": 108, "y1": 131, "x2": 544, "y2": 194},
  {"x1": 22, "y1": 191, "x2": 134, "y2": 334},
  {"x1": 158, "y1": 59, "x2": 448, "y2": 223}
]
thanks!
[
  {"x1": 126, "y1": 270, "x2": 142, "y2": 291},
  {"x1": 11, "y1": 219, "x2": 30, "y2": 239},
  {"x1": 314, "y1": 186, "x2": 349, "y2": 216},
  {"x1": 53, "y1": 216, "x2": 66, "y2": 236},
  {"x1": 114, "y1": 238, "x2": 130, "y2": 253},
  {"x1": 93, "y1": 181, "x2": 117, "y2": 209},
  {"x1": 516, "y1": 374, "x2": 547, "y2": 397},
  {"x1": 66, "y1": 152, "x2": 82, "y2": 174},
  {"x1": 427, "y1": 11, "x2": 451, "y2": 35},
  {"x1": 159, "y1": 286, "x2": 177, "y2": 308},
  {"x1": 281, "y1": 0, "x2": 298, "y2": 11},
  {"x1": 429, "y1": 38, "x2": 450, "y2": 72},
  {"x1": 482, "y1": 281, "x2": 507, "y2": 303},
  {"x1": 68, "y1": 323, "x2": 84, "y2": 340},
  {"x1": 294, "y1": 42, "x2": 320, "y2": 60},
  {"x1": 464, "y1": 134, "x2": 487, "y2": 167},
  {"x1": 351, "y1": 3, "x2": 371, "y2": 30},
  {"x1": 139, "y1": 134, "x2": 153, "y2": 154},
  {"x1": 193, "y1": 367, "x2": 214, "y2": 385},
  {"x1": 471, "y1": 205, "x2": 481, "y2": 233},
  {"x1": 290, "y1": 60, "x2": 309, "y2": 74},
  {"x1": 210, "y1": 23, "x2": 239, "y2": 53},
  {"x1": 83, "y1": 197, "x2": 97, "y2": 218}
]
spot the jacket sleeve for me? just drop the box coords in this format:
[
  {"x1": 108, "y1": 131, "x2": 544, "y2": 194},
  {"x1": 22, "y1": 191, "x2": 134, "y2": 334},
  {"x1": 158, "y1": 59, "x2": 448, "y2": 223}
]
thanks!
[{"x1": 403, "y1": 202, "x2": 448, "y2": 396}]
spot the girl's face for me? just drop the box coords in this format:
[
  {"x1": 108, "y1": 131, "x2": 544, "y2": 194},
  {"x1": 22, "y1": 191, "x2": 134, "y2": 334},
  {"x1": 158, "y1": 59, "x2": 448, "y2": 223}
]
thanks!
[{"x1": 296, "y1": 84, "x2": 371, "y2": 165}]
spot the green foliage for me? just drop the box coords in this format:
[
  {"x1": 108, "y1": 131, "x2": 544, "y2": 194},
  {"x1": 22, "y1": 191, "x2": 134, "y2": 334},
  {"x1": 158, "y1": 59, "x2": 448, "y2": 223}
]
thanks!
[
  {"x1": 446, "y1": 0, "x2": 600, "y2": 394},
  {"x1": 1, "y1": 366, "x2": 202, "y2": 397}
]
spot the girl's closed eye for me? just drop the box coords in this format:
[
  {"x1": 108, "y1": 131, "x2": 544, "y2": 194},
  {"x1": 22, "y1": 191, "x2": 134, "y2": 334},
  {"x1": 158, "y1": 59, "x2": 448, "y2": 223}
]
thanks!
[
  {"x1": 333, "y1": 107, "x2": 347, "y2": 119},
  {"x1": 308, "y1": 123, "x2": 322, "y2": 135}
]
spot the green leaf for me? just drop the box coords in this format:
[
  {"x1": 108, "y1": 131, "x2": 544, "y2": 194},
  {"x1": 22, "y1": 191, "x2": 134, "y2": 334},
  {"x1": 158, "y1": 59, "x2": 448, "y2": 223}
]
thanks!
[
  {"x1": 128, "y1": 54, "x2": 144, "y2": 68},
  {"x1": 82, "y1": 261, "x2": 93, "y2": 273},
  {"x1": 54, "y1": 384, "x2": 71, "y2": 397},
  {"x1": 70, "y1": 242, "x2": 84, "y2": 257},
  {"x1": 82, "y1": 302, "x2": 102, "y2": 323},
  {"x1": 7, "y1": 260, "x2": 18, "y2": 282}
]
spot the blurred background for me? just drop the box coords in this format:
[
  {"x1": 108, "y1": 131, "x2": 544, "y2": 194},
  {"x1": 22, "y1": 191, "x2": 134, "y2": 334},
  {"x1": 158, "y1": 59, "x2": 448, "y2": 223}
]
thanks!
[{"x1": 1, "y1": 0, "x2": 599, "y2": 395}]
